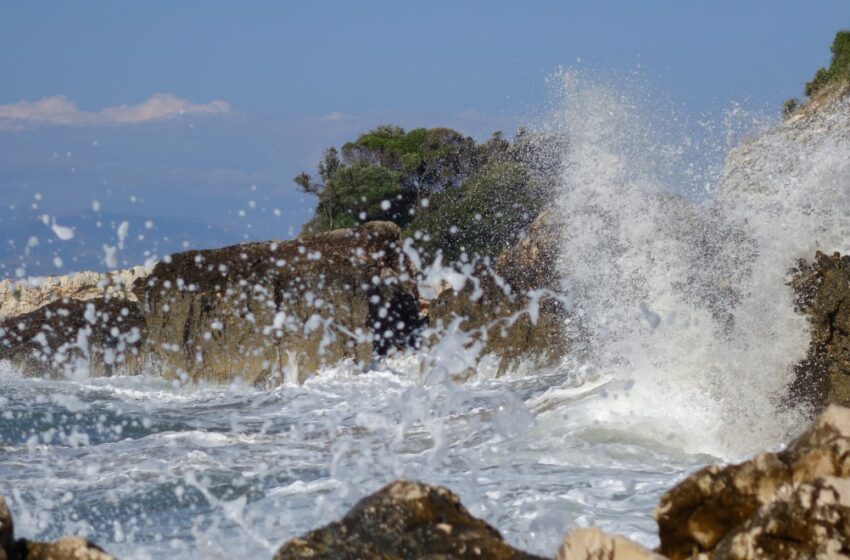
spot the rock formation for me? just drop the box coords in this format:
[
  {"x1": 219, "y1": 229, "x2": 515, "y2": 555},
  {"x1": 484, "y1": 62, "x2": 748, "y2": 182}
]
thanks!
[
  {"x1": 0, "y1": 496, "x2": 114, "y2": 560},
  {"x1": 0, "y1": 267, "x2": 148, "y2": 319},
  {"x1": 428, "y1": 209, "x2": 573, "y2": 374},
  {"x1": 656, "y1": 404, "x2": 850, "y2": 559},
  {"x1": 0, "y1": 296, "x2": 146, "y2": 377},
  {"x1": 273, "y1": 479, "x2": 545, "y2": 559},
  {"x1": 133, "y1": 221, "x2": 424, "y2": 384},
  {"x1": 790, "y1": 251, "x2": 850, "y2": 410}
]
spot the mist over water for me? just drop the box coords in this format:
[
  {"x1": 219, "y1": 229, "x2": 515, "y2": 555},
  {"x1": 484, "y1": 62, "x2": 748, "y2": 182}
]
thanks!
[{"x1": 3, "y1": 79, "x2": 850, "y2": 558}]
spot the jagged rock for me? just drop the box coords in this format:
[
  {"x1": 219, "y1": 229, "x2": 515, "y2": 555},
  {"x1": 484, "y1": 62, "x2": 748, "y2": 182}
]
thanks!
[
  {"x1": 0, "y1": 267, "x2": 149, "y2": 319},
  {"x1": 0, "y1": 296, "x2": 146, "y2": 377},
  {"x1": 429, "y1": 210, "x2": 572, "y2": 375},
  {"x1": 133, "y1": 221, "x2": 424, "y2": 384},
  {"x1": 556, "y1": 528, "x2": 665, "y2": 560},
  {"x1": 790, "y1": 251, "x2": 850, "y2": 409},
  {"x1": 0, "y1": 497, "x2": 114, "y2": 560},
  {"x1": 495, "y1": 208, "x2": 560, "y2": 293},
  {"x1": 712, "y1": 476, "x2": 850, "y2": 560},
  {"x1": 656, "y1": 404, "x2": 850, "y2": 559},
  {"x1": 273, "y1": 479, "x2": 544, "y2": 560},
  {"x1": 23, "y1": 538, "x2": 114, "y2": 560}
]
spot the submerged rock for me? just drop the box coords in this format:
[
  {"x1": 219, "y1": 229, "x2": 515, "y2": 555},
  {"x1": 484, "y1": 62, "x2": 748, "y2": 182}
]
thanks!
[
  {"x1": 790, "y1": 251, "x2": 850, "y2": 410},
  {"x1": 133, "y1": 221, "x2": 424, "y2": 384},
  {"x1": 0, "y1": 497, "x2": 114, "y2": 560},
  {"x1": 429, "y1": 209, "x2": 572, "y2": 374},
  {"x1": 0, "y1": 296, "x2": 146, "y2": 377},
  {"x1": 656, "y1": 404, "x2": 850, "y2": 559},
  {"x1": 273, "y1": 479, "x2": 544, "y2": 559},
  {"x1": 557, "y1": 528, "x2": 664, "y2": 560}
]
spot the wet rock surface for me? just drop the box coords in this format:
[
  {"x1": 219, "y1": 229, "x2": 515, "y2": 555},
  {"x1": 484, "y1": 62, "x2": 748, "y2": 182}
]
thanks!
[
  {"x1": 0, "y1": 497, "x2": 114, "y2": 560},
  {"x1": 133, "y1": 221, "x2": 425, "y2": 384},
  {"x1": 273, "y1": 479, "x2": 545, "y2": 560},
  {"x1": 791, "y1": 250, "x2": 850, "y2": 410},
  {"x1": 556, "y1": 528, "x2": 664, "y2": 560},
  {"x1": 656, "y1": 404, "x2": 850, "y2": 559},
  {"x1": 429, "y1": 209, "x2": 572, "y2": 374},
  {"x1": 0, "y1": 296, "x2": 146, "y2": 377}
]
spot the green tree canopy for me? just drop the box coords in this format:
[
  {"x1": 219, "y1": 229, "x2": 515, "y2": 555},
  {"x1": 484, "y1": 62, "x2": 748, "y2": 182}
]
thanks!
[
  {"x1": 804, "y1": 30, "x2": 850, "y2": 99},
  {"x1": 295, "y1": 124, "x2": 560, "y2": 264}
]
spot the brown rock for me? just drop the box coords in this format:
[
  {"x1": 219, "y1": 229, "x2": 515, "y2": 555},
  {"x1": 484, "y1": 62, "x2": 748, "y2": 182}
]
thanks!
[
  {"x1": 429, "y1": 210, "x2": 572, "y2": 375},
  {"x1": 23, "y1": 538, "x2": 114, "y2": 560},
  {"x1": 712, "y1": 476, "x2": 850, "y2": 560},
  {"x1": 0, "y1": 497, "x2": 114, "y2": 560},
  {"x1": 0, "y1": 297, "x2": 146, "y2": 378},
  {"x1": 790, "y1": 251, "x2": 850, "y2": 410},
  {"x1": 0, "y1": 498, "x2": 12, "y2": 560},
  {"x1": 556, "y1": 528, "x2": 666, "y2": 560},
  {"x1": 495, "y1": 209, "x2": 560, "y2": 293},
  {"x1": 656, "y1": 404, "x2": 850, "y2": 559},
  {"x1": 133, "y1": 221, "x2": 424, "y2": 384},
  {"x1": 273, "y1": 479, "x2": 545, "y2": 560}
]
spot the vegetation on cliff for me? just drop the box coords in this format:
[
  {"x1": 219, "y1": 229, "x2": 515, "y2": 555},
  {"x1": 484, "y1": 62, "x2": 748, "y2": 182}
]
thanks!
[
  {"x1": 295, "y1": 125, "x2": 560, "y2": 264},
  {"x1": 784, "y1": 30, "x2": 850, "y2": 116}
]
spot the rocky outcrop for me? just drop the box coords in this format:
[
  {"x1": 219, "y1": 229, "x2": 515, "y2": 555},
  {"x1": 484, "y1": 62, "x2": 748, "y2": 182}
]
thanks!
[
  {"x1": 656, "y1": 404, "x2": 850, "y2": 559},
  {"x1": 790, "y1": 251, "x2": 850, "y2": 410},
  {"x1": 133, "y1": 221, "x2": 424, "y2": 384},
  {"x1": 710, "y1": 476, "x2": 850, "y2": 560},
  {"x1": 428, "y1": 210, "x2": 572, "y2": 375},
  {"x1": 557, "y1": 528, "x2": 664, "y2": 560},
  {"x1": 273, "y1": 480, "x2": 544, "y2": 559},
  {"x1": 0, "y1": 496, "x2": 114, "y2": 560},
  {"x1": 0, "y1": 296, "x2": 146, "y2": 377},
  {"x1": 0, "y1": 267, "x2": 148, "y2": 319}
]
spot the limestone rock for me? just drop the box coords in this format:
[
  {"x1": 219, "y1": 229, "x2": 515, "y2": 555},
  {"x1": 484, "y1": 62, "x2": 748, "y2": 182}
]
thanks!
[
  {"x1": 0, "y1": 296, "x2": 146, "y2": 377},
  {"x1": 273, "y1": 479, "x2": 545, "y2": 560},
  {"x1": 133, "y1": 221, "x2": 424, "y2": 384},
  {"x1": 656, "y1": 404, "x2": 850, "y2": 559},
  {"x1": 0, "y1": 267, "x2": 148, "y2": 320},
  {"x1": 556, "y1": 528, "x2": 665, "y2": 560}
]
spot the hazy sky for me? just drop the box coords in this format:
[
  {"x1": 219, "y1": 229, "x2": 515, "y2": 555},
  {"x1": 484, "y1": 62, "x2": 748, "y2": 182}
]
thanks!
[{"x1": 1, "y1": 1, "x2": 848, "y2": 275}]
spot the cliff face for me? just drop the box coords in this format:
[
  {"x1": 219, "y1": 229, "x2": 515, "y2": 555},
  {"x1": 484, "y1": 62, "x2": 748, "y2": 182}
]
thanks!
[{"x1": 133, "y1": 221, "x2": 424, "y2": 384}]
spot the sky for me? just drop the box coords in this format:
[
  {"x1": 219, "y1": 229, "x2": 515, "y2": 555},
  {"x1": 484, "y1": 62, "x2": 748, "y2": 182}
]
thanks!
[{"x1": 1, "y1": 0, "x2": 848, "y2": 276}]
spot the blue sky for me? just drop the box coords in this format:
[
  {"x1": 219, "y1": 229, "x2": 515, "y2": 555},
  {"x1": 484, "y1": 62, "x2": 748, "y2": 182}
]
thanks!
[{"x1": 1, "y1": 1, "x2": 848, "y2": 275}]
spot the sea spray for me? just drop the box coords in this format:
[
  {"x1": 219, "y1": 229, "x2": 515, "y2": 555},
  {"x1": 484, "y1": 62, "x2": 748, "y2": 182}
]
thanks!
[
  {"x1": 546, "y1": 76, "x2": 850, "y2": 458},
  {"x1": 3, "y1": 81, "x2": 850, "y2": 559}
]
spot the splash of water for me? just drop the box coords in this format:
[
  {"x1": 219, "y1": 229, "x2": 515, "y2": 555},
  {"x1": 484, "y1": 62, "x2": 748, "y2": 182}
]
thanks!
[{"x1": 546, "y1": 76, "x2": 850, "y2": 457}]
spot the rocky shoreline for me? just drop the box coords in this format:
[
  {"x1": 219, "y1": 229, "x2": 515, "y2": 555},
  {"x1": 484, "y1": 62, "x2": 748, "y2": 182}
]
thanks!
[
  {"x1": 4, "y1": 404, "x2": 850, "y2": 559},
  {"x1": 2, "y1": 73, "x2": 850, "y2": 560},
  {"x1": 3, "y1": 212, "x2": 849, "y2": 411}
]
